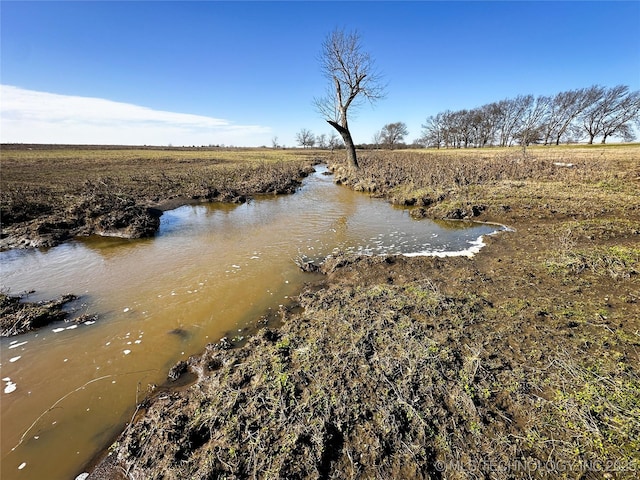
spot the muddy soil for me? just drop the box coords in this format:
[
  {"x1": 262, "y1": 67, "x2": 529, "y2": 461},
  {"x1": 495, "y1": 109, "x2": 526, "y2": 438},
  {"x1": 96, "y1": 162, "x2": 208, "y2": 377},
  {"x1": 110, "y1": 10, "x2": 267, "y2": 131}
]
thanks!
[{"x1": 0, "y1": 293, "x2": 94, "y2": 336}]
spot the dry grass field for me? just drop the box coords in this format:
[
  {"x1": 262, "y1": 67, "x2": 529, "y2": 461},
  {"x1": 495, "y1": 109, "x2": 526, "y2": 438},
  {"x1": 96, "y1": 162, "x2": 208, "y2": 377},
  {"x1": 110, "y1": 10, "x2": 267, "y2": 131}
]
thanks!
[{"x1": 0, "y1": 145, "x2": 324, "y2": 211}]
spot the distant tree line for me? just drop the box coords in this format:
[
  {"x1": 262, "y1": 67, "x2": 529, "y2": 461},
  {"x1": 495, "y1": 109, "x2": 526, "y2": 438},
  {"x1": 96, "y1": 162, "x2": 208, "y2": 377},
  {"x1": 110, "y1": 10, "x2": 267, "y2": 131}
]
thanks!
[
  {"x1": 418, "y1": 85, "x2": 640, "y2": 148},
  {"x1": 294, "y1": 129, "x2": 344, "y2": 150}
]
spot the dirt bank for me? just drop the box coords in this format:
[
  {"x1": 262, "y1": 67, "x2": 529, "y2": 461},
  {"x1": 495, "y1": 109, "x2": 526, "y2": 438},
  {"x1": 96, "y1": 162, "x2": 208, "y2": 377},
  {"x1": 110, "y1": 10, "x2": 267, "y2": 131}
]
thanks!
[
  {"x1": 87, "y1": 146, "x2": 640, "y2": 479},
  {"x1": 1, "y1": 292, "x2": 96, "y2": 337},
  {"x1": 0, "y1": 146, "x2": 318, "y2": 250}
]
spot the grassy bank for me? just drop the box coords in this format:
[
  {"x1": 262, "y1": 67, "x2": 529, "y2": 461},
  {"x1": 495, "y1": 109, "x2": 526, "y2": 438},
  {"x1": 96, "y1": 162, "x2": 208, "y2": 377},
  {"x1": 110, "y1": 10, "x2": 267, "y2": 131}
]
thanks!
[{"x1": 86, "y1": 144, "x2": 639, "y2": 479}]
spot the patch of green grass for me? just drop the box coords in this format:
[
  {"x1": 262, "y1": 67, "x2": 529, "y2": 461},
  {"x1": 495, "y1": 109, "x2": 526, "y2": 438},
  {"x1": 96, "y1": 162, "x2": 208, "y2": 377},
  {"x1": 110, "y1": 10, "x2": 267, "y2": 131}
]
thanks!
[
  {"x1": 547, "y1": 246, "x2": 640, "y2": 279},
  {"x1": 551, "y1": 359, "x2": 640, "y2": 465},
  {"x1": 552, "y1": 218, "x2": 640, "y2": 240}
]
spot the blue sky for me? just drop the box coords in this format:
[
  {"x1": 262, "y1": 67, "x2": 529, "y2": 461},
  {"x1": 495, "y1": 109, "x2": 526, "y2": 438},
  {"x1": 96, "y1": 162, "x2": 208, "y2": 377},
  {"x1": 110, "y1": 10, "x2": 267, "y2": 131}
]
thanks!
[{"x1": 2, "y1": 1, "x2": 639, "y2": 147}]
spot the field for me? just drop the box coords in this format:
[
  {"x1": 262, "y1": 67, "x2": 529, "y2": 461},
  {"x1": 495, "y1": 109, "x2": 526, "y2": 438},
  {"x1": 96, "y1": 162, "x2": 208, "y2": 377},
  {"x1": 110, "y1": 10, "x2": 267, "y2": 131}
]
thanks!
[{"x1": 2, "y1": 144, "x2": 640, "y2": 478}]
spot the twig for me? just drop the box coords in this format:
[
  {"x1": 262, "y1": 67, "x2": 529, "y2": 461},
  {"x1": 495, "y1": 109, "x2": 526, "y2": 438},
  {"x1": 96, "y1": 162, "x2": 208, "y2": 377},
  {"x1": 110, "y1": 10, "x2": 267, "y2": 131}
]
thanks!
[
  {"x1": 13, "y1": 374, "x2": 114, "y2": 450},
  {"x1": 13, "y1": 367, "x2": 159, "y2": 451}
]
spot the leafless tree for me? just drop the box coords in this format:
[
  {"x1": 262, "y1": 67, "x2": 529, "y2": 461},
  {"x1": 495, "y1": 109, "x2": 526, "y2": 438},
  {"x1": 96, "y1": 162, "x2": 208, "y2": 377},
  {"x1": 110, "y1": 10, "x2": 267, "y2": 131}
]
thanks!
[
  {"x1": 576, "y1": 85, "x2": 640, "y2": 144},
  {"x1": 594, "y1": 86, "x2": 640, "y2": 143},
  {"x1": 577, "y1": 85, "x2": 610, "y2": 144},
  {"x1": 372, "y1": 130, "x2": 383, "y2": 149},
  {"x1": 494, "y1": 96, "x2": 533, "y2": 147},
  {"x1": 420, "y1": 113, "x2": 445, "y2": 148},
  {"x1": 327, "y1": 132, "x2": 341, "y2": 151},
  {"x1": 296, "y1": 128, "x2": 316, "y2": 148},
  {"x1": 316, "y1": 133, "x2": 328, "y2": 149},
  {"x1": 441, "y1": 110, "x2": 459, "y2": 148},
  {"x1": 473, "y1": 104, "x2": 498, "y2": 147},
  {"x1": 541, "y1": 88, "x2": 593, "y2": 145},
  {"x1": 271, "y1": 136, "x2": 279, "y2": 149},
  {"x1": 515, "y1": 95, "x2": 551, "y2": 151},
  {"x1": 314, "y1": 29, "x2": 385, "y2": 169},
  {"x1": 379, "y1": 122, "x2": 408, "y2": 149}
]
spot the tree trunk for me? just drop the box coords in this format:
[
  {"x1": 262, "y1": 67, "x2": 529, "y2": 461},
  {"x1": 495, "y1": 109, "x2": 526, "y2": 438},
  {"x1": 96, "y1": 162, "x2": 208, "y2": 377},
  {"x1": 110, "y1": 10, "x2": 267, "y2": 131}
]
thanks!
[{"x1": 327, "y1": 120, "x2": 359, "y2": 170}]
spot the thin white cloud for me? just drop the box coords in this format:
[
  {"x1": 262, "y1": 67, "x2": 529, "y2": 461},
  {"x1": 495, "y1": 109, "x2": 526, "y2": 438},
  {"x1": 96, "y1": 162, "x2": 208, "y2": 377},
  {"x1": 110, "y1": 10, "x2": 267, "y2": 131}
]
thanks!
[{"x1": 0, "y1": 85, "x2": 272, "y2": 146}]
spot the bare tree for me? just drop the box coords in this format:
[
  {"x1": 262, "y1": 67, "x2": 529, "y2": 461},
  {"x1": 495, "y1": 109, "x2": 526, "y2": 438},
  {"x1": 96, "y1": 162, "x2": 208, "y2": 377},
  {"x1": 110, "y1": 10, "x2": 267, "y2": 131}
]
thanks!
[
  {"x1": 576, "y1": 85, "x2": 609, "y2": 144},
  {"x1": 314, "y1": 29, "x2": 385, "y2": 169},
  {"x1": 379, "y1": 122, "x2": 408, "y2": 149},
  {"x1": 597, "y1": 86, "x2": 640, "y2": 143},
  {"x1": 271, "y1": 136, "x2": 279, "y2": 149},
  {"x1": 419, "y1": 113, "x2": 444, "y2": 148},
  {"x1": 316, "y1": 133, "x2": 328, "y2": 149},
  {"x1": 493, "y1": 96, "x2": 533, "y2": 147},
  {"x1": 473, "y1": 105, "x2": 497, "y2": 147},
  {"x1": 327, "y1": 132, "x2": 341, "y2": 151},
  {"x1": 372, "y1": 130, "x2": 383, "y2": 149},
  {"x1": 296, "y1": 128, "x2": 316, "y2": 148},
  {"x1": 578, "y1": 85, "x2": 640, "y2": 144},
  {"x1": 515, "y1": 95, "x2": 551, "y2": 151},
  {"x1": 541, "y1": 88, "x2": 593, "y2": 145}
]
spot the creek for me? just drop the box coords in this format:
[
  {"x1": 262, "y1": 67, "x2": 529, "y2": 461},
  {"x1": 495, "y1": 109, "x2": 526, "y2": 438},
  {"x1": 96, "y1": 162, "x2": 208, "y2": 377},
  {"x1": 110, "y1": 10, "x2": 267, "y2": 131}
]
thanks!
[{"x1": 0, "y1": 166, "x2": 499, "y2": 479}]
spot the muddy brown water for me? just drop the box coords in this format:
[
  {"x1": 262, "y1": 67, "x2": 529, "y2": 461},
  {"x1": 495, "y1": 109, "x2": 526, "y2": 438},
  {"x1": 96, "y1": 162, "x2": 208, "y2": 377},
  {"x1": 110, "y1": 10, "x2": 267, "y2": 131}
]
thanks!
[{"x1": 0, "y1": 166, "x2": 498, "y2": 479}]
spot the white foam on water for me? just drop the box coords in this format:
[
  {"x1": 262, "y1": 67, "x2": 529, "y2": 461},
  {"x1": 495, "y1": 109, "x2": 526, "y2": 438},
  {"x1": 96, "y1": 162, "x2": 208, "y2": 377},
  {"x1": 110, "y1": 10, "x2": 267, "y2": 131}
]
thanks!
[
  {"x1": 403, "y1": 234, "x2": 488, "y2": 258},
  {"x1": 123, "y1": 350, "x2": 131, "y2": 355},
  {"x1": 8, "y1": 341, "x2": 27, "y2": 349},
  {"x1": 18, "y1": 462, "x2": 26, "y2": 470},
  {"x1": 52, "y1": 328, "x2": 65, "y2": 333},
  {"x1": 4, "y1": 378, "x2": 17, "y2": 394},
  {"x1": 9, "y1": 356, "x2": 21, "y2": 363}
]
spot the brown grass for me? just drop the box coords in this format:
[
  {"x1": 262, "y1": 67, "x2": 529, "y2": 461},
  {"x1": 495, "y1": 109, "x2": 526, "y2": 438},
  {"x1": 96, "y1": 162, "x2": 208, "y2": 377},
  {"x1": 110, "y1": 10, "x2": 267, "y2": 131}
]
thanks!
[
  {"x1": 342, "y1": 145, "x2": 640, "y2": 223},
  {"x1": 1, "y1": 146, "x2": 325, "y2": 221}
]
